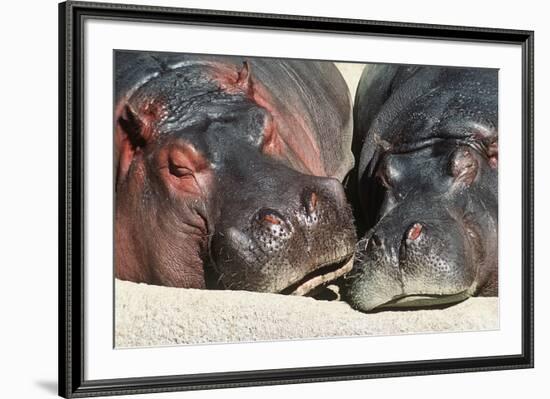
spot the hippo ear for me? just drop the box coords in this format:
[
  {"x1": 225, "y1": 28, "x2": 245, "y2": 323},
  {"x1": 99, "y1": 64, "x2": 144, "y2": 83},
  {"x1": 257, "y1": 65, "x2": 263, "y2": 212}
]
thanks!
[
  {"x1": 236, "y1": 61, "x2": 253, "y2": 95},
  {"x1": 117, "y1": 104, "x2": 150, "y2": 149},
  {"x1": 115, "y1": 104, "x2": 152, "y2": 184},
  {"x1": 449, "y1": 147, "x2": 479, "y2": 185},
  {"x1": 486, "y1": 139, "x2": 498, "y2": 169}
]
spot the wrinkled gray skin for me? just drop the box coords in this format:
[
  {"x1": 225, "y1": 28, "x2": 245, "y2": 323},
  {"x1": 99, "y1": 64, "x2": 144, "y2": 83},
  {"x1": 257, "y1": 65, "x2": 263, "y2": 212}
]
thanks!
[
  {"x1": 114, "y1": 51, "x2": 356, "y2": 294},
  {"x1": 343, "y1": 65, "x2": 498, "y2": 311}
]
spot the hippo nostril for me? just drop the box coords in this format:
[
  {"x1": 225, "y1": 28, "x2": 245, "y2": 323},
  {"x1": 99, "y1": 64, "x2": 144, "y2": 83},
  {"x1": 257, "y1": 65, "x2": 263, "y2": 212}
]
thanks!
[
  {"x1": 305, "y1": 191, "x2": 318, "y2": 215},
  {"x1": 257, "y1": 208, "x2": 285, "y2": 226},
  {"x1": 263, "y1": 214, "x2": 281, "y2": 225},
  {"x1": 310, "y1": 192, "x2": 318, "y2": 210},
  {"x1": 371, "y1": 233, "x2": 382, "y2": 247},
  {"x1": 407, "y1": 223, "x2": 423, "y2": 241}
]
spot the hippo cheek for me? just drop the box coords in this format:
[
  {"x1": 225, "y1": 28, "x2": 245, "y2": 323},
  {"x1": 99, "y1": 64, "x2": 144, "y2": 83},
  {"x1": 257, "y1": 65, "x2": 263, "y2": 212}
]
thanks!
[{"x1": 209, "y1": 189, "x2": 356, "y2": 294}]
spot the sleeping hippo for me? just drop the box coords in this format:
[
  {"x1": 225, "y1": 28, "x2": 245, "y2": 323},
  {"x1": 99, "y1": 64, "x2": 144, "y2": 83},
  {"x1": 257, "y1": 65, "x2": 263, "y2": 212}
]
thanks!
[
  {"x1": 343, "y1": 64, "x2": 498, "y2": 311},
  {"x1": 114, "y1": 51, "x2": 356, "y2": 295}
]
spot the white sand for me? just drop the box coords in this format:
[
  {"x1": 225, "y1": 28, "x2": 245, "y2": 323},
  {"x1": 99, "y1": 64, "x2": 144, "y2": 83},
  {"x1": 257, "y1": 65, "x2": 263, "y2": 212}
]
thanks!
[
  {"x1": 115, "y1": 279, "x2": 498, "y2": 348},
  {"x1": 335, "y1": 62, "x2": 367, "y2": 104}
]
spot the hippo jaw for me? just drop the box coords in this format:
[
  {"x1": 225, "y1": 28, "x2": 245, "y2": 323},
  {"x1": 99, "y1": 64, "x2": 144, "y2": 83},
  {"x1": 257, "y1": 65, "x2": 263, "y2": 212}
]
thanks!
[
  {"x1": 344, "y1": 264, "x2": 476, "y2": 312},
  {"x1": 372, "y1": 289, "x2": 473, "y2": 310},
  {"x1": 208, "y1": 239, "x2": 356, "y2": 295},
  {"x1": 344, "y1": 251, "x2": 476, "y2": 312},
  {"x1": 280, "y1": 254, "x2": 354, "y2": 296}
]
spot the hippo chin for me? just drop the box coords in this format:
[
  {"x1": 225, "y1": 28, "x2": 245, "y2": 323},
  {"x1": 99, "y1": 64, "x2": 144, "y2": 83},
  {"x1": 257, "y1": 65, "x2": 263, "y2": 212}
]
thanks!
[
  {"x1": 114, "y1": 51, "x2": 356, "y2": 295},
  {"x1": 343, "y1": 65, "x2": 498, "y2": 311}
]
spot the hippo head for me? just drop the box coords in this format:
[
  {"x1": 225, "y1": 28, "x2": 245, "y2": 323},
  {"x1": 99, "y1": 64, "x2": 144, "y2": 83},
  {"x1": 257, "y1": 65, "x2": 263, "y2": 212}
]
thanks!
[
  {"x1": 345, "y1": 142, "x2": 498, "y2": 311},
  {"x1": 344, "y1": 66, "x2": 498, "y2": 311},
  {"x1": 115, "y1": 60, "x2": 356, "y2": 294}
]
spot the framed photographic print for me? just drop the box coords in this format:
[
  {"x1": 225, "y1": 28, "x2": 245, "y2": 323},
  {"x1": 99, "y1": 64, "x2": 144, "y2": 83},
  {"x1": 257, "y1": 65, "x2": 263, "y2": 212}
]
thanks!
[{"x1": 59, "y1": 1, "x2": 534, "y2": 397}]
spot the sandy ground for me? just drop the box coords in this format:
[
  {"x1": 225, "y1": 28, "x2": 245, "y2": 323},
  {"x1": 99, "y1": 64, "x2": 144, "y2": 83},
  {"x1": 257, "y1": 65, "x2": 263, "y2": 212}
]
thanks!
[
  {"x1": 115, "y1": 279, "x2": 499, "y2": 347},
  {"x1": 335, "y1": 62, "x2": 366, "y2": 103}
]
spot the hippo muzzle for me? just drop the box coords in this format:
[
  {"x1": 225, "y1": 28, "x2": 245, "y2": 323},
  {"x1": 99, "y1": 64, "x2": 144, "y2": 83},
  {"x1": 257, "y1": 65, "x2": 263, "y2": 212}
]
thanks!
[
  {"x1": 209, "y1": 153, "x2": 356, "y2": 294},
  {"x1": 344, "y1": 201, "x2": 487, "y2": 311}
]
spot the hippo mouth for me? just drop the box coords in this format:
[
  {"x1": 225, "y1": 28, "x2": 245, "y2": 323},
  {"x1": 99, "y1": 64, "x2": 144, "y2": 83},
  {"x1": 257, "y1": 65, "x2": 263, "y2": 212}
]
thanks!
[
  {"x1": 280, "y1": 255, "x2": 354, "y2": 296},
  {"x1": 369, "y1": 290, "x2": 472, "y2": 311}
]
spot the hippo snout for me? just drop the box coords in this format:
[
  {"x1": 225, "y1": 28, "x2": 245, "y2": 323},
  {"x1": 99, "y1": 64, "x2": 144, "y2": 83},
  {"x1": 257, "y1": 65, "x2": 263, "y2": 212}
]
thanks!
[
  {"x1": 344, "y1": 213, "x2": 479, "y2": 312},
  {"x1": 210, "y1": 175, "x2": 356, "y2": 294},
  {"x1": 249, "y1": 185, "x2": 338, "y2": 252}
]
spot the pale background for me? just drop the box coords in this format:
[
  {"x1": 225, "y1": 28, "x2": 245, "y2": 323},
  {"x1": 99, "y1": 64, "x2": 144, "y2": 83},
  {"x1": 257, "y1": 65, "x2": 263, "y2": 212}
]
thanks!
[{"x1": 0, "y1": 0, "x2": 546, "y2": 398}]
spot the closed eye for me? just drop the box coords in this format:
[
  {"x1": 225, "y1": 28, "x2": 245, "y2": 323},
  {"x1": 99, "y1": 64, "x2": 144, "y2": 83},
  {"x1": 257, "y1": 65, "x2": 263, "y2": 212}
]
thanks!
[
  {"x1": 169, "y1": 162, "x2": 194, "y2": 178},
  {"x1": 376, "y1": 168, "x2": 393, "y2": 189}
]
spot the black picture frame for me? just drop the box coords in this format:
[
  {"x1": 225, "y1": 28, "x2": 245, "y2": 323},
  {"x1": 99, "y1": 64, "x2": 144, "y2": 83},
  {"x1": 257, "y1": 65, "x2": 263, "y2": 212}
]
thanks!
[{"x1": 59, "y1": 1, "x2": 534, "y2": 397}]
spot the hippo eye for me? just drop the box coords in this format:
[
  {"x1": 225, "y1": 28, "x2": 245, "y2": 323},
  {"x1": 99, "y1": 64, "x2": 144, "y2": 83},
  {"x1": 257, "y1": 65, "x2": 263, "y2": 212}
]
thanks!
[
  {"x1": 375, "y1": 156, "x2": 401, "y2": 191},
  {"x1": 463, "y1": 214, "x2": 481, "y2": 240},
  {"x1": 375, "y1": 168, "x2": 392, "y2": 189},
  {"x1": 163, "y1": 145, "x2": 207, "y2": 196},
  {"x1": 168, "y1": 161, "x2": 194, "y2": 178}
]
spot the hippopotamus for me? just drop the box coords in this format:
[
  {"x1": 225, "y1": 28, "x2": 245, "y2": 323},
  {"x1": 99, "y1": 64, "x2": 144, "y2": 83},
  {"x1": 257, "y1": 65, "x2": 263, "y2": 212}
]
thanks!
[
  {"x1": 343, "y1": 64, "x2": 498, "y2": 311},
  {"x1": 114, "y1": 51, "x2": 356, "y2": 295}
]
